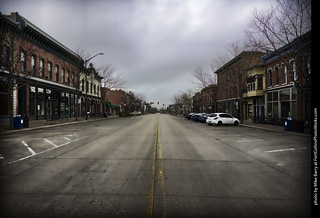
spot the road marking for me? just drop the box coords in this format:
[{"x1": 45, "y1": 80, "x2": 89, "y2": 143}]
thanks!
[
  {"x1": 0, "y1": 154, "x2": 4, "y2": 159},
  {"x1": 146, "y1": 116, "x2": 167, "y2": 218},
  {"x1": 265, "y1": 147, "x2": 307, "y2": 153},
  {"x1": 237, "y1": 139, "x2": 264, "y2": 143},
  {"x1": 44, "y1": 138, "x2": 58, "y2": 147},
  {"x1": 21, "y1": 141, "x2": 36, "y2": 156},
  {"x1": 147, "y1": 117, "x2": 158, "y2": 218},
  {"x1": 7, "y1": 136, "x2": 88, "y2": 165},
  {"x1": 157, "y1": 121, "x2": 167, "y2": 218},
  {"x1": 64, "y1": 137, "x2": 71, "y2": 141}
]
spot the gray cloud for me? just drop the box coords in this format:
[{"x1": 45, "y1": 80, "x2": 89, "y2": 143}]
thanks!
[{"x1": 1, "y1": 0, "x2": 275, "y2": 105}]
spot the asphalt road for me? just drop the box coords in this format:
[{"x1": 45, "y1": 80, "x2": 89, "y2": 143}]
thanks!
[{"x1": 0, "y1": 114, "x2": 311, "y2": 217}]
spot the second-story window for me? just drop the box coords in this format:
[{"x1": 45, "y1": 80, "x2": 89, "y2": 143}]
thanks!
[
  {"x1": 62, "y1": 68, "x2": 65, "y2": 84},
  {"x1": 268, "y1": 69, "x2": 272, "y2": 87},
  {"x1": 21, "y1": 51, "x2": 26, "y2": 72},
  {"x1": 2, "y1": 45, "x2": 10, "y2": 69},
  {"x1": 67, "y1": 70, "x2": 70, "y2": 85},
  {"x1": 40, "y1": 59, "x2": 44, "y2": 77},
  {"x1": 72, "y1": 72, "x2": 74, "y2": 86},
  {"x1": 257, "y1": 75, "x2": 263, "y2": 90},
  {"x1": 275, "y1": 66, "x2": 279, "y2": 85},
  {"x1": 55, "y1": 65, "x2": 59, "y2": 82},
  {"x1": 48, "y1": 62, "x2": 52, "y2": 80},
  {"x1": 82, "y1": 79, "x2": 84, "y2": 91},
  {"x1": 282, "y1": 64, "x2": 287, "y2": 84},
  {"x1": 31, "y1": 55, "x2": 36, "y2": 75}
]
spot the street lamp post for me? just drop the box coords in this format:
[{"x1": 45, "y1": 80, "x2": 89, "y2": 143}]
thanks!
[{"x1": 84, "y1": 53, "x2": 104, "y2": 120}]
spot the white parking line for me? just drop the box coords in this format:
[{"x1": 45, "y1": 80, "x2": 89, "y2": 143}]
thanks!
[
  {"x1": 44, "y1": 138, "x2": 58, "y2": 147},
  {"x1": 8, "y1": 136, "x2": 88, "y2": 165},
  {"x1": 21, "y1": 141, "x2": 36, "y2": 155},
  {"x1": 236, "y1": 139, "x2": 264, "y2": 143},
  {"x1": 265, "y1": 147, "x2": 307, "y2": 153},
  {"x1": 0, "y1": 154, "x2": 4, "y2": 159}
]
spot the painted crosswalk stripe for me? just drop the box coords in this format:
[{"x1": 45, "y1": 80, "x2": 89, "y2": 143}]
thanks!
[{"x1": 21, "y1": 141, "x2": 36, "y2": 155}]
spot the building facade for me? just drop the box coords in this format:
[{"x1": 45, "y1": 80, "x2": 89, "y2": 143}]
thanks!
[
  {"x1": 1, "y1": 12, "x2": 82, "y2": 123},
  {"x1": 242, "y1": 65, "x2": 265, "y2": 122},
  {"x1": 262, "y1": 31, "x2": 311, "y2": 130},
  {"x1": 80, "y1": 64, "x2": 102, "y2": 117},
  {"x1": 200, "y1": 84, "x2": 218, "y2": 114},
  {"x1": 216, "y1": 51, "x2": 265, "y2": 118}
]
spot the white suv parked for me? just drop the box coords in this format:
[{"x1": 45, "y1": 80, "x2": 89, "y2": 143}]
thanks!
[{"x1": 206, "y1": 113, "x2": 239, "y2": 126}]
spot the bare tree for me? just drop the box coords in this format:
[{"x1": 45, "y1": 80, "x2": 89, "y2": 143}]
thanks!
[
  {"x1": 172, "y1": 90, "x2": 193, "y2": 115},
  {"x1": 99, "y1": 64, "x2": 126, "y2": 90},
  {"x1": 193, "y1": 65, "x2": 217, "y2": 89},
  {"x1": 245, "y1": 0, "x2": 311, "y2": 53}
]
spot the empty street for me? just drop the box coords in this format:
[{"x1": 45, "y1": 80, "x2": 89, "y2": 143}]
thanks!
[{"x1": 0, "y1": 114, "x2": 311, "y2": 217}]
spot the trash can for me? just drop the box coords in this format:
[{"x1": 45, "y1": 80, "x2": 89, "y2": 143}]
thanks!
[
  {"x1": 284, "y1": 118, "x2": 292, "y2": 131},
  {"x1": 24, "y1": 116, "x2": 29, "y2": 128},
  {"x1": 13, "y1": 115, "x2": 24, "y2": 129}
]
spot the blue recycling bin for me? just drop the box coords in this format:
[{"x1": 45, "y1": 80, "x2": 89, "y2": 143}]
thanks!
[
  {"x1": 284, "y1": 118, "x2": 292, "y2": 131},
  {"x1": 13, "y1": 116, "x2": 24, "y2": 129}
]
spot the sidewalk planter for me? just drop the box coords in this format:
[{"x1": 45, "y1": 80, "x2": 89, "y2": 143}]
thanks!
[
  {"x1": 13, "y1": 116, "x2": 24, "y2": 129},
  {"x1": 284, "y1": 118, "x2": 292, "y2": 131}
]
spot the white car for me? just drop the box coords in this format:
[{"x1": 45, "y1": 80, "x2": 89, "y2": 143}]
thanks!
[
  {"x1": 206, "y1": 113, "x2": 239, "y2": 126},
  {"x1": 130, "y1": 111, "x2": 142, "y2": 116}
]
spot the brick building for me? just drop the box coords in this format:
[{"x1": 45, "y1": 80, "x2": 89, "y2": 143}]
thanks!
[
  {"x1": 1, "y1": 12, "x2": 82, "y2": 124},
  {"x1": 262, "y1": 31, "x2": 311, "y2": 130},
  {"x1": 101, "y1": 88, "x2": 124, "y2": 115},
  {"x1": 215, "y1": 51, "x2": 264, "y2": 119},
  {"x1": 200, "y1": 84, "x2": 218, "y2": 114}
]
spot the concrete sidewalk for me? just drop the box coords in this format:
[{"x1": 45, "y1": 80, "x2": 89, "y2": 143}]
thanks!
[
  {"x1": 240, "y1": 120, "x2": 310, "y2": 137},
  {"x1": 0, "y1": 115, "x2": 119, "y2": 135}
]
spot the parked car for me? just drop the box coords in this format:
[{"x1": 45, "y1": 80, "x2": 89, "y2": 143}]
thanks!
[
  {"x1": 186, "y1": 113, "x2": 194, "y2": 120},
  {"x1": 191, "y1": 113, "x2": 201, "y2": 122},
  {"x1": 206, "y1": 113, "x2": 239, "y2": 126},
  {"x1": 130, "y1": 111, "x2": 142, "y2": 116},
  {"x1": 199, "y1": 114, "x2": 208, "y2": 123}
]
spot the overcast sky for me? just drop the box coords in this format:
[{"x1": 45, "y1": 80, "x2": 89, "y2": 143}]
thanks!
[{"x1": 1, "y1": 0, "x2": 275, "y2": 106}]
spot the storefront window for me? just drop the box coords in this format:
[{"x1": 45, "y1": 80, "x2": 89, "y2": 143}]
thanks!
[
  {"x1": 66, "y1": 93, "x2": 70, "y2": 117},
  {"x1": 267, "y1": 103, "x2": 272, "y2": 117},
  {"x1": 29, "y1": 86, "x2": 36, "y2": 116},
  {"x1": 37, "y1": 88, "x2": 45, "y2": 116},
  {"x1": 60, "y1": 92, "x2": 65, "y2": 117},
  {"x1": 280, "y1": 89, "x2": 290, "y2": 101},
  {"x1": 273, "y1": 92, "x2": 278, "y2": 101},
  {"x1": 273, "y1": 102, "x2": 278, "y2": 118},
  {"x1": 70, "y1": 94, "x2": 75, "y2": 117},
  {"x1": 267, "y1": 93, "x2": 272, "y2": 101},
  {"x1": 292, "y1": 101, "x2": 297, "y2": 119}
]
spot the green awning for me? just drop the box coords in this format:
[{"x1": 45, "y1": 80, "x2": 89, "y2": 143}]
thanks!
[{"x1": 106, "y1": 102, "x2": 120, "y2": 108}]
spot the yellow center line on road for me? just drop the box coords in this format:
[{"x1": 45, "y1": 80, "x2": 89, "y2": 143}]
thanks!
[
  {"x1": 146, "y1": 115, "x2": 167, "y2": 218},
  {"x1": 157, "y1": 121, "x2": 167, "y2": 218}
]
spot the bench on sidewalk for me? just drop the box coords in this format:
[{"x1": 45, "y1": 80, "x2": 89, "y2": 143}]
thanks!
[{"x1": 46, "y1": 116, "x2": 60, "y2": 125}]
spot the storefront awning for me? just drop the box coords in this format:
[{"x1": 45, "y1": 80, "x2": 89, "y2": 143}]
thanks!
[{"x1": 106, "y1": 102, "x2": 120, "y2": 108}]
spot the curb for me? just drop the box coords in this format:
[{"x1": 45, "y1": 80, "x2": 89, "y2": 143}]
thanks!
[
  {"x1": 0, "y1": 116, "x2": 119, "y2": 135},
  {"x1": 239, "y1": 123, "x2": 310, "y2": 137}
]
